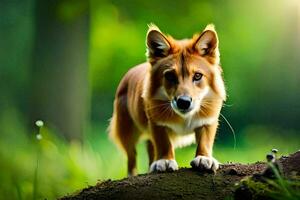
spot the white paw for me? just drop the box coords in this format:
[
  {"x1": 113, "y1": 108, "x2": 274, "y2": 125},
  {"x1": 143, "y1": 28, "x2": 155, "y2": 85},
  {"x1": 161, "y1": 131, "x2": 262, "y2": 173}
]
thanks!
[
  {"x1": 150, "y1": 159, "x2": 178, "y2": 172},
  {"x1": 190, "y1": 155, "x2": 219, "y2": 172}
]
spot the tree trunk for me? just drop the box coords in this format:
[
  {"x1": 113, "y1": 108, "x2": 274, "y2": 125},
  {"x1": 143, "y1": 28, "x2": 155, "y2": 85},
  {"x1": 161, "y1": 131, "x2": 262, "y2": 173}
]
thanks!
[
  {"x1": 30, "y1": 0, "x2": 89, "y2": 140},
  {"x1": 60, "y1": 151, "x2": 300, "y2": 200}
]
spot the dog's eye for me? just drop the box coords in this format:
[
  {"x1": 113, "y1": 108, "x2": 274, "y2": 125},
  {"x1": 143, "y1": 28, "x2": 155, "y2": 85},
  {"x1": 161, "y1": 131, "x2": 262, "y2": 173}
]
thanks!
[
  {"x1": 193, "y1": 72, "x2": 203, "y2": 82},
  {"x1": 164, "y1": 71, "x2": 178, "y2": 84}
]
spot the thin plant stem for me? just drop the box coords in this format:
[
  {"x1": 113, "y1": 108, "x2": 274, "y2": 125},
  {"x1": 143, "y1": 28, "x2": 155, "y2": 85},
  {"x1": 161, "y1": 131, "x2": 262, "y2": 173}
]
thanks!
[
  {"x1": 33, "y1": 124, "x2": 42, "y2": 200},
  {"x1": 32, "y1": 155, "x2": 39, "y2": 200}
]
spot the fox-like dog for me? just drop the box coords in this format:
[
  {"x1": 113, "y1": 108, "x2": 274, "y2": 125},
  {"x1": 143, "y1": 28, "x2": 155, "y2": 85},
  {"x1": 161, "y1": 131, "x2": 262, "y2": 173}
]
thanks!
[{"x1": 109, "y1": 24, "x2": 226, "y2": 176}]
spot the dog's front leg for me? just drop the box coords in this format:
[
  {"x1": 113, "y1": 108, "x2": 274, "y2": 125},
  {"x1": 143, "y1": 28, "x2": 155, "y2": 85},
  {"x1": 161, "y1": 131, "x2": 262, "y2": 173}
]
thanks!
[
  {"x1": 191, "y1": 123, "x2": 219, "y2": 172},
  {"x1": 149, "y1": 124, "x2": 178, "y2": 172}
]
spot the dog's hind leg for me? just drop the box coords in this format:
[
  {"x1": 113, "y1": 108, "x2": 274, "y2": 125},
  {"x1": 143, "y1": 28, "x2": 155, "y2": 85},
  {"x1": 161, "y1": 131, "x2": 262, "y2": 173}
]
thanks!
[{"x1": 109, "y1": 96, "x2": 140, "y2": 176}]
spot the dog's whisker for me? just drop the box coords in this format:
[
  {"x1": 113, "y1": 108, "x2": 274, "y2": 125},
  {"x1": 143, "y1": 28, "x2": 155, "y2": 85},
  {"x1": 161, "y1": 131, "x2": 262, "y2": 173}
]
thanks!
[{"x1": 145, "y1": 103, "x2": 170, "y2": 111}]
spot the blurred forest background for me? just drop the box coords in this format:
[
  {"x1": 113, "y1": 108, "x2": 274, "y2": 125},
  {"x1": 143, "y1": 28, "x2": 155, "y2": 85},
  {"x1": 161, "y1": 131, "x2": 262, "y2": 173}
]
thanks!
[{"x1": 0, "y1": 0, "x2": 300, "y2": 199}]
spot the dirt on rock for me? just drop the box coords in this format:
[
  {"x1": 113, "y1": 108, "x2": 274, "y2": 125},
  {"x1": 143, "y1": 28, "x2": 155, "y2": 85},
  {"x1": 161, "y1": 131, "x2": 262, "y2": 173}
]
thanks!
[{"x1": 60, "y1": 151, "x2": 300, "y2": 200}]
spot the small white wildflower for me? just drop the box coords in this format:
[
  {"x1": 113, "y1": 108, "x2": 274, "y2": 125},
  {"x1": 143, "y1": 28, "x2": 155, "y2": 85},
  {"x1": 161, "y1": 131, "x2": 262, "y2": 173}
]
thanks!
[
  {"x1": 35, "y1": 120, "x2": 44, "y2": 127},
  {"x1": 36, "y1": 134, "x2": 43, "y2": 140}
]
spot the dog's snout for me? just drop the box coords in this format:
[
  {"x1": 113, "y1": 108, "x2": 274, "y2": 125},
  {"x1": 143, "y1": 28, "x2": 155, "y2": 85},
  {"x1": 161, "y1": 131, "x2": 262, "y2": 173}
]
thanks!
[{"x1": 176, "y1": 95, "x2": 192, "y2": 110}]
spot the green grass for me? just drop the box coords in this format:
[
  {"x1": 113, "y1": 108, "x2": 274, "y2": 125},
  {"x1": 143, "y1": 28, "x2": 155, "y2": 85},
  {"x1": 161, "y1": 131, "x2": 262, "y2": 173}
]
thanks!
[{"x1": 0, "y1": 115, "x2": 299, "y2": 199}]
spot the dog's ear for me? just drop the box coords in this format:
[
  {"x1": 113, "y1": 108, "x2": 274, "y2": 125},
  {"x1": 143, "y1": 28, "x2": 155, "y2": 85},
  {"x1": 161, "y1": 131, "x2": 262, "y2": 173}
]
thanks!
[
  {"x1": 146, "y1": 24, "x2": 171, "y2": 59},
  {"x1": 194, "y1": 24, "x2": 220, "y2": 64}
]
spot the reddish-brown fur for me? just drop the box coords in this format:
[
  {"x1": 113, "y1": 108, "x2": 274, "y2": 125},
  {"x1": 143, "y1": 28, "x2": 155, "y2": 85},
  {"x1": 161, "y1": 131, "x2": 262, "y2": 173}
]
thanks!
[{"x1": 109, "y1": 24, "x2": 226, "y2": 176}]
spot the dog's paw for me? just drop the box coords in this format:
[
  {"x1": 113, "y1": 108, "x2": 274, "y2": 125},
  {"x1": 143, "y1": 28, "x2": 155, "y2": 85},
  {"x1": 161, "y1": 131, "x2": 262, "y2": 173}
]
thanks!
[
  {"x1": 190, "y1": 155, "x2": 219, "y2": 172},
  {"x1": 150, "y1": 159, "x2": 178, "y2": 173}
]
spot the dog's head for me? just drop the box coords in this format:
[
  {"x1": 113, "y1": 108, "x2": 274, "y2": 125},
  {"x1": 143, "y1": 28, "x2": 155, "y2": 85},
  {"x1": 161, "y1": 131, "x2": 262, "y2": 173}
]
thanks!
[{"x1": 144, "y1": 24, "x2": 226, "y2": 118}]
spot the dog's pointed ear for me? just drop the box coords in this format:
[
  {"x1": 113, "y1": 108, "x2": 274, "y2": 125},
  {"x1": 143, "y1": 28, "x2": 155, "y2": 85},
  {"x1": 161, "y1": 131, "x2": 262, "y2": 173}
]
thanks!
[
  {"x1": 146, "y1": 24, "x2": 171, "y2": 59},
  {"x1": 194, "y1": 24, "x2": 220, "y2": 64}
]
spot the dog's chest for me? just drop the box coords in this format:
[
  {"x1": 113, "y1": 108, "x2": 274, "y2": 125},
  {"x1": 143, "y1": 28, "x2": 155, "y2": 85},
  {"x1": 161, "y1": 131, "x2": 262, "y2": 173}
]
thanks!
[{"x1": 158, "y1": 116, "x2": 216, "y2": 135}]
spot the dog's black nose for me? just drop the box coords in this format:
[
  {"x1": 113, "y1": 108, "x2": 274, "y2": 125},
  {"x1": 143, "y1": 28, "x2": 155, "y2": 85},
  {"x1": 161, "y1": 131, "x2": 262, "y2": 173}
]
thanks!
[{"x1": 176, "y1": 95, "x2": 192, "y2": 110}]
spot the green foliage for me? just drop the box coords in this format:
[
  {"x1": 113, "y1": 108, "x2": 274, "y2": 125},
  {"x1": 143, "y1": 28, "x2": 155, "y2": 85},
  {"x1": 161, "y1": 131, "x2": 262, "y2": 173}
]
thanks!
[{"x1": 57, "y1": 0, "x2": 88, "y2": 22}]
